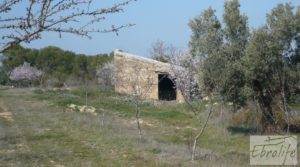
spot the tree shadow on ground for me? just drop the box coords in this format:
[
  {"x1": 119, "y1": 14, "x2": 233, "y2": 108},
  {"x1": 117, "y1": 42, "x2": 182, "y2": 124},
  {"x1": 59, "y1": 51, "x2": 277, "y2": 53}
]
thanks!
[
  {"x1": 284, "y1": 124, "x2": 300, "y2": 133},
  {"x1": 227, "y1": 126, "x2": 257, "y2": 135}
]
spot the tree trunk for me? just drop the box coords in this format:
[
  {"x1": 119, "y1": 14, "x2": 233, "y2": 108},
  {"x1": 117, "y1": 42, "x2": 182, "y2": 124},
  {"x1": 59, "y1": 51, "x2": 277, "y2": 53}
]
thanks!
[
  {"x1": 85, "y1": 78, "x2": 88, "y2": 106},
  {"x1": 253, "y1": 80, "x2": 276, "y2": 133},
  {"x1": 191, "y1": 131, "x2": 201, "y2": 161},
  {"x1": 135, "y1": 102, "x2": 142, "y2": 140},
  {"x1": 191, "y1": 98, "x2": 213, "y2": 161},
  {"x1": 258, "y1": 96, "x2": 275, "y2": 133},
  {"x1": 279, "y1": 69, "x2": 290, "y2": 134}
]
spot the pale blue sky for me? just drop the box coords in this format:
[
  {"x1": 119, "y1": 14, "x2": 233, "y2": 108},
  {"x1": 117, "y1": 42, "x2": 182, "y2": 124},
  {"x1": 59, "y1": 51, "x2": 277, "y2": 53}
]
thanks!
[{"x1": 23, "y1": 0, "x2": 300, "y2": 57}]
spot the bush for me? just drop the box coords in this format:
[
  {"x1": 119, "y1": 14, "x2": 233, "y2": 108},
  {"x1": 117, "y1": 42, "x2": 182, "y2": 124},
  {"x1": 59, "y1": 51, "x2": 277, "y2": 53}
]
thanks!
[
  {"x1": 230, "y1": 107, "x2": 261, "y2": 128},
  {"x1": 229, "y1": 100, "x2": 300, "y2": 133}
]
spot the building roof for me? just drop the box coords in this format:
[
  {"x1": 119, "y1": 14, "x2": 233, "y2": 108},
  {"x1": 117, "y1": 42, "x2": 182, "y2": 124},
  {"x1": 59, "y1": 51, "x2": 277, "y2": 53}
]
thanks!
[{"x1": 113, "y1": 49, "x2": 170, "y2": 68}]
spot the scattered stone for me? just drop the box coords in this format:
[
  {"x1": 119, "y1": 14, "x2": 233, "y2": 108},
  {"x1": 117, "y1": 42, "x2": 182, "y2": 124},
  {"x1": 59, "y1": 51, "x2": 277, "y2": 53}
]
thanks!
[
  {"x1": 185, "y1": 126, "x2": 197, "y2": 130},
  {"x1": 68, "y1": 104, "x2": 77, "y2": 109},
  {"x1": 0, "y1": 112, "x2": 14, "y2": 122},
  {"x1": 52, "y1": 87, "x2": 71, "y2": 91},
  {"x1": 130, "y1": 119, "x2": 158, "y2": 127},
  {"x1": 66, "y1": 104, "x2": 97, "y2": 116},
  {"x1": 203, "y1": 96, "x2": 209, "y2": 101}
]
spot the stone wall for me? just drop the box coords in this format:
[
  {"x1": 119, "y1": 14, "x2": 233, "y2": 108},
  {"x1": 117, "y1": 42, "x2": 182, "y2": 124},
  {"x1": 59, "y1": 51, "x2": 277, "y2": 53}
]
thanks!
[{"x1": 114, "y1": 49, "x2": 183, "y2": 102}]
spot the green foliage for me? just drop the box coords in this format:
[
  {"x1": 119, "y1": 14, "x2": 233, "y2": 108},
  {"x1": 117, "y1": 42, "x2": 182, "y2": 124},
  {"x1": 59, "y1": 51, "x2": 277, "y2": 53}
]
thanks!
[
  {"x1": 189, "y1": 0, "x2": 249, "y2": 108},
  {"x1": 223, "y1": 0, "x2": 249, "y2": 53},
  {"x1": 244, "y1": 3, "x2": 300, "y2": 101},
  {"x1": 158, "y1": 55, "x2": 169, "y2": 63},
  {"x1": 244, "y1": 27, "x2": 275, "y2": 92},
  {"x1": 1, "y1": 45, "x2": 112, "y2": 86},
  {"x1": 221, "y1": 0, "x2": 249, "y2": 109},
  {"x1": 189, "y1": 7, "x2": 223, "y2": 94},
  {"x1": 0, "y1": 67, "x2": 9, "y2": 85},
  {"x1": 189, "y1": 7, "x2": 223, "y2": 58},
  {"x1": 190, "y1": 1, "x2": 300, "y2": 132}
]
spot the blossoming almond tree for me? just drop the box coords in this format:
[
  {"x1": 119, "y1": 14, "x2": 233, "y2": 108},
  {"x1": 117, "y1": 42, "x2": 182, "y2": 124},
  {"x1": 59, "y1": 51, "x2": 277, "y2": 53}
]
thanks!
[
  {"x1": 169, "y1": 50, "x2": 214, "y2": 161},
  {"x1": 96, "y1": 62, "x2": 115, "y2": 89},
  {"x1": 9, "y1": 62, "x2": 43, "y2": 86},
  {"x1": 128, "y1": 64, "x2": 154, "y2": 140},
  {"x1": 115, "y1": 60, "x2": 155, "y2": 140}
]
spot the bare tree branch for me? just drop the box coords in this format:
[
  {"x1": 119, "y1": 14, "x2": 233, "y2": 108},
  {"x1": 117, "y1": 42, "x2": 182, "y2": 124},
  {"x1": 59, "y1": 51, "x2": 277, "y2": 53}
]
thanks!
[{"x1": 0, "y1": 0, "x2": 136, "y2": 53}]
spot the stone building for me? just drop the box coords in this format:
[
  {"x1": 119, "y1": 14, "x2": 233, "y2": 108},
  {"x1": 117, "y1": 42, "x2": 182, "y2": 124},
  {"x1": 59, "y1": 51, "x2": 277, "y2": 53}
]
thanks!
[{"x1": 114, "y1": 49, "x2": 184, "y2": 102}]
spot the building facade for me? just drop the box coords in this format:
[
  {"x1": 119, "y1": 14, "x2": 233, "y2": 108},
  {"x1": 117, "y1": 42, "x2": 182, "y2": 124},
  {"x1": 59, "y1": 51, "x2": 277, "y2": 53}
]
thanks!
[{"x1": 114, "y1": 49, "x2": 183, "y2": 102}]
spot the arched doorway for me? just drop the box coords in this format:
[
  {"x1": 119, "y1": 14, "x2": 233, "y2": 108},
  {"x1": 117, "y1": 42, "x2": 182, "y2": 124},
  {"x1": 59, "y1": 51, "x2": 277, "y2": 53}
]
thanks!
[{"x1": 158, "y1": 74, "x2": 176, "y2": 101}]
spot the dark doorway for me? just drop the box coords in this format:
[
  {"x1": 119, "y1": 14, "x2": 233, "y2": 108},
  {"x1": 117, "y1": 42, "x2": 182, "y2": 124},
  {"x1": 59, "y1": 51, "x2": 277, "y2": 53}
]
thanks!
[{"x1": 158, "y1": 74, "x2": 176, "y2": 101}]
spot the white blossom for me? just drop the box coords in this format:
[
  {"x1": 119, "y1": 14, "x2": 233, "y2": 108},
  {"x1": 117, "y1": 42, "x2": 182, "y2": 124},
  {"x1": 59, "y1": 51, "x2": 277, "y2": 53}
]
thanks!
[
  {"x1": 169, "y1": 50, "x2": 202, "y2": 101},
  {"x1": 9, "y1": 62, "x2": 43, "y2": 82},
  {"x1": 96, "y1": 62, "x2": 115, "y2": 87}
]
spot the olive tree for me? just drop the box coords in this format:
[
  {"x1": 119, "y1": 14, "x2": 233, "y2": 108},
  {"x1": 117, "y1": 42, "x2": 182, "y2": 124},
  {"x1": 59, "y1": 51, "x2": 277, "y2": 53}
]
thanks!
[
  {"x1": 221, "y1": 0, "x2": 249, "y2": 110},
  {"x1": 244, "y1": 3, "x2": 300, "y2": 133},
  {"x1": 189, "y1": 0, "x2": 300, "y2": 133}
]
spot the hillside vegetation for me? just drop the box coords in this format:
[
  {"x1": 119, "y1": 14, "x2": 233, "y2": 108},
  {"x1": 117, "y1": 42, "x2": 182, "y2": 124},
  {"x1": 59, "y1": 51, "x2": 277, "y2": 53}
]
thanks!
[{"x1": 0, "y1": 45, "x2": 112, "y2": 86}]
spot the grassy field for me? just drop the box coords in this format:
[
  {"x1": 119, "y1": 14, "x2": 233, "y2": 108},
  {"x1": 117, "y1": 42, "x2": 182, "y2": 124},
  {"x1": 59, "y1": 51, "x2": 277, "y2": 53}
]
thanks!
[{"x1": 0, "y1": 87, "x2": 299, "y2": 167}]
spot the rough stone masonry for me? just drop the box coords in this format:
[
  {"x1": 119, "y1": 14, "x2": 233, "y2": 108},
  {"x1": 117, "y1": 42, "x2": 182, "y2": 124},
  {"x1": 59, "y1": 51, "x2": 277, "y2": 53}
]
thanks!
[{"x1": 114, "y1": 49, "x2": 183, "y2": 102}]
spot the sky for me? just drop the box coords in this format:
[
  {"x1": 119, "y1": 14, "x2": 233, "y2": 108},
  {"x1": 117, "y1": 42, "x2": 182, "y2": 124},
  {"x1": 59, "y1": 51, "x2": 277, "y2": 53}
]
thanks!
[{"x1": 22, "y1": 0, "x2": 300, "y2": 57}]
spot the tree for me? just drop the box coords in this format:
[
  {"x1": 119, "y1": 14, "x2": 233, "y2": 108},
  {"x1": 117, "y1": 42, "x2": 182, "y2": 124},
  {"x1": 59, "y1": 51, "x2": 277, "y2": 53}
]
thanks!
[
  {"x1": 0, "y1": 0, "x2": 136, "y2": 53},
  {"x1": 169, "y1": 50, "x2": 214, "y2": 161},
  {"x1": 244, "y1": 3, "x2": 300, "y2": 133},
  {"x1": 221, "y1": 0, "x2": 250, "y2": 110},
  {"x1": 189, "y1": 0, "x2": 300, "y2": 133},
  {"x1": 9, "y1": 61, "x2": 43, "y2": 86},
  {"x1": 188, "y1": 7, "x2": 223, "y2": 93},
  {"x1": 244, "y1": 27, "x2": 278, "y2": 132},
  {"x1": 148, "y1": 40, "x2": 171, "y2": 63},
  {"x1": 129, "y1": 64, "x2": 154, "y2": 140},
  {"x1": 223, "y1": 0, "x2": 249, "y2": 60},
  {"x1": 0, "y1": 54, "x2": 8, "y2": 85},
  {"x1": 1, "y1": 45, "x2": 112, "y2": 87},
  {"x1": 190, "y1": 0, "x2": 250, "y2": 111},
  {"x1": 189, "y1": 7, "x2": 223, "y2": 59},
  {"x1": 96, "y1": 61, "x2": 115, "y2": 89},
  {"x1": 115, "y1": 60, "x2": 155, "y2": 140},
  {"x1": 74, "y1": 55, "x2": 90, "y2": 105}
]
